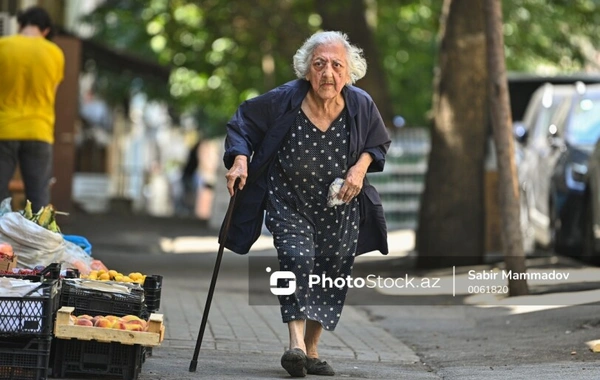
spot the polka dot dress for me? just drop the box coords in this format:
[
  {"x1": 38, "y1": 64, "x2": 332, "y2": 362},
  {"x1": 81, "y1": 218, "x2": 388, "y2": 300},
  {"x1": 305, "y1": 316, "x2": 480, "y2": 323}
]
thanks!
[{"x1": 265, "y1": 108, "x2": 359, "y2": 331}]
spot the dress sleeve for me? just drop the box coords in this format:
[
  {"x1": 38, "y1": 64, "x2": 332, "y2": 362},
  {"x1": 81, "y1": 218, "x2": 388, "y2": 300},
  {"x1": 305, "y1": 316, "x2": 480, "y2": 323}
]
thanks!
[
  {"x1": 363, "y1": 100, "x2": 391, "y2": 173},
  {"x1": 223, "y1": 94, "x2": 272, "y2": 169}
]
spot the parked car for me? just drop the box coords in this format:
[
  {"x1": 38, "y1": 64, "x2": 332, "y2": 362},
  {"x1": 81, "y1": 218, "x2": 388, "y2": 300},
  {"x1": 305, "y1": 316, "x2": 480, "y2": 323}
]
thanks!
[
  {"x1": 582, "y1": 138, "x2": 600, "y2": 263},
  {"x1": 515, "y1": 82, "x2": 600, "y2": 255}
]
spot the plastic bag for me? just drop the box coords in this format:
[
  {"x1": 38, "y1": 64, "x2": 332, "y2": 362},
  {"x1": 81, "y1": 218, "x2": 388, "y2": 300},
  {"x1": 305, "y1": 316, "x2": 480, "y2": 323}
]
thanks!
[
  {"x1": 0, "y1": 197, "x2": 13, "y2": 217},
  {"x1": 327, "y1": 178, "x2": 346, "y2": 207},
  {"x1": 0, "y1": 212, "x2": 93, "y2": 274},
  {"x1": 62, "y1": 235, "x2": 92, "y2": 255}
]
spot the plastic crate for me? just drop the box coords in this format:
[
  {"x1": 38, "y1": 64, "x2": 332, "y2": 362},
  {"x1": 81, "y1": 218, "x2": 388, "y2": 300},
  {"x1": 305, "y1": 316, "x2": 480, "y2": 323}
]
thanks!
[
  {"x1": 0, "y1": 335, "x2": 52, "y2": 380},
  {"x1": 51, "y1": 339, "x2": 142, "y2": 380},
  {"x1": 142, "y1": 275, "x2": 162, "y2": 312},
  {"x1": 0, "y1": 264, "x2": 61, "y2": 283},
  {"x1": 60, "y1": 279, "x2": 144, "y2": 318},
  {"x1": 0, "y1": 280, "x2": 60, "y2": 337}
]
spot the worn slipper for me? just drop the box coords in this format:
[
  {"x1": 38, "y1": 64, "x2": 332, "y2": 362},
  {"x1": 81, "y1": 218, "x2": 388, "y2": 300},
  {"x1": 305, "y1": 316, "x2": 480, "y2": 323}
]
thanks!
[
  {"x1": 306, "y1": 357, "x2": 335, "y2": 376},
  {"x1": 281, "y1": 348, "x2": 307, "y2": 377}
]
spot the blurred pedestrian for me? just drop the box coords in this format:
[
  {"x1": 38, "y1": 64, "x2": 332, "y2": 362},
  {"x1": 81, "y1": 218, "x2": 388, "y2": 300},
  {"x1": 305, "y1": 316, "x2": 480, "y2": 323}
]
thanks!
[
  {"x1": 0, "y1": 6, "x2": 64, "y2": 211},
  {"x1": 222, "y1": 31, "x2": 390, "y2": 377}
]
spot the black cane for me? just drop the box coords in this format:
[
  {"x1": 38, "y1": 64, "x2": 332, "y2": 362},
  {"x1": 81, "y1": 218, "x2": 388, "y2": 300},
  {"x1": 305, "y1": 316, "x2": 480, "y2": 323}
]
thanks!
[{"x1": 189, "y1": 180, "x2": 240, "y2": 372}]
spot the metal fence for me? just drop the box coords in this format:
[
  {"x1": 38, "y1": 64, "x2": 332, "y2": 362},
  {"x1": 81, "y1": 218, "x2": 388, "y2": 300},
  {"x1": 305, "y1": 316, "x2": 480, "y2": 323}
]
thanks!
[
  {"x1": 367, "y1": 127, "x2": 431, "y2": 230},
  {"x1": 210, "y1": 127, "x2": 431, "y2": 233}
]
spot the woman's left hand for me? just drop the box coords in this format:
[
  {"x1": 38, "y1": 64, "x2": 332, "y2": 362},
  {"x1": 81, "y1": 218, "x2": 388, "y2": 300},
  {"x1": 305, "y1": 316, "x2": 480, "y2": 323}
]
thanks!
[
  {"x1": 339, "y1": 153, "x2": 373, "y2": 203},
  {"x1": 339, "y1": 166, "x2": 365, "y2": 203}
]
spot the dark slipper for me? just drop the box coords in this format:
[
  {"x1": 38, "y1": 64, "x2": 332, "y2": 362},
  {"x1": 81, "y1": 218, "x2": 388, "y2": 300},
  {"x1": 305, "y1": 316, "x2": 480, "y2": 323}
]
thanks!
[
  {"x1": 281, "y1": 348, "x2": 307, "y2": 377},
  {"x1": 306, "y1": 357, "x2": 335, "y2": 376}
]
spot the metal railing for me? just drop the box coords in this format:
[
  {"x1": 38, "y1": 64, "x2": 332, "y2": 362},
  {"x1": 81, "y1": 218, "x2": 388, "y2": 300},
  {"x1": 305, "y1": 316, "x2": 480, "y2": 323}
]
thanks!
[{"x1": 368, "y1": 127, "x2": 431, "y2": 230}]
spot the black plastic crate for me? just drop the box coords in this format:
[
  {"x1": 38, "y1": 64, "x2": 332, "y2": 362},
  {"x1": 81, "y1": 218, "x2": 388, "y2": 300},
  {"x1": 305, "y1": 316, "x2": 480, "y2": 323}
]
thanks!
[
  {"x1": 60, "y1": 279, "x2": 144, "y2": 318},
  {"x1": 51, "y1": 339, "x2": 142, "y2": 380},
  {"x1": 0, "y1": 335, "x2": 51, "y2": 380},
  {"x1": 142, "y1": 275, "x2": 162, "y2": 312},
  {"x1": 0, "y1": 280, "x2": 60, "y2": 337},
  {"x1": 0, "y1": 264, "x2": 61, "y2": 283}
]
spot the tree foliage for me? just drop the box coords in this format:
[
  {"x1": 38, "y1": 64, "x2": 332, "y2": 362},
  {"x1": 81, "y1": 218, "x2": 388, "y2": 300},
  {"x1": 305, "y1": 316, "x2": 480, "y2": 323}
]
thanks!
[{"x1": 81, "y1": 0, "x2": 600, "y2": 136}]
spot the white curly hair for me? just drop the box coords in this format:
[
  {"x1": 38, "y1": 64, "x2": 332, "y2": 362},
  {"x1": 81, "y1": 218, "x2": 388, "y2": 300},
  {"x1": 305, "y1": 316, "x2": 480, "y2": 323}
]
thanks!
[{"x1": 293, "y1": 31, "x2": 367, "y2": 85}]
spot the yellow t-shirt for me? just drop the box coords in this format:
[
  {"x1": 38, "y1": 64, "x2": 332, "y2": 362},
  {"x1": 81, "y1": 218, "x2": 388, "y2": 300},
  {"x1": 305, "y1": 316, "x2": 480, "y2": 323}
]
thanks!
[{"x1": 0, "y1": 35, "x2": 65, "y2": 144}]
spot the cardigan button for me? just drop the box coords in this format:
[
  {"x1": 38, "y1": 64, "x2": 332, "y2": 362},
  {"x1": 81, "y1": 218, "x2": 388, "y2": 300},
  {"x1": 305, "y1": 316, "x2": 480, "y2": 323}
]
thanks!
[{"x1": 351, "y1": 152, "x2": 357, "y2": 158}]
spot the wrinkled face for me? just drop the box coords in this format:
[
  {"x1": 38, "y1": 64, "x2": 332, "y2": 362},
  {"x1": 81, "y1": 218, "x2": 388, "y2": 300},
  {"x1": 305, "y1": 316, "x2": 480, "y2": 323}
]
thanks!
[{"x1": 306, "y1": 42, "x2": 350, "y2": 101}]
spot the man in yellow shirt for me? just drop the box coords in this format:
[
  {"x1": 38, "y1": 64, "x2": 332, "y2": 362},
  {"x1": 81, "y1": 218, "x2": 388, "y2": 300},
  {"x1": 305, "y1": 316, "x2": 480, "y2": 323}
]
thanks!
[{"x1": 0, "y1": 6, "x2": 64, "y2": 211}]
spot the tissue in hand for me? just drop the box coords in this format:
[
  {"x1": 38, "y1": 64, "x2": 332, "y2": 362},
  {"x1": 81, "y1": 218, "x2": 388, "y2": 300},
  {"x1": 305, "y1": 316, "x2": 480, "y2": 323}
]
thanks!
[{"x1": 327, "y1": 178, "x2": 346, "y2": 207}]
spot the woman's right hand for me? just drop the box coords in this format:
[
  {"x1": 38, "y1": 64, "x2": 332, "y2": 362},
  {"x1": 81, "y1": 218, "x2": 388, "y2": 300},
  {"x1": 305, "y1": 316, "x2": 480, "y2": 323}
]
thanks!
[{"x1": 225, "y1": 155, "x2": 248, "y2": 196}]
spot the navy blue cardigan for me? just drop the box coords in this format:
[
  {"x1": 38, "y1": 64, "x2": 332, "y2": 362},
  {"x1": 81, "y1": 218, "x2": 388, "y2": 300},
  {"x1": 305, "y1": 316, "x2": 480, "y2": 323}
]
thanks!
[{"x1": 221, "y1": 79, "x2": 391, "y2": 255}]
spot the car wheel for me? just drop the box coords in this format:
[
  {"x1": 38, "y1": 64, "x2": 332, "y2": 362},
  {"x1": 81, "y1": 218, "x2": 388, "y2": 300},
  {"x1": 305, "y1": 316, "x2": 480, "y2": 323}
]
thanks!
[
  {"x1": 520, "y1": 191, "x2": 535, "y2": 255},
  {"x1": 581, "y1": 196, "x2": 599, "y2": 264}
]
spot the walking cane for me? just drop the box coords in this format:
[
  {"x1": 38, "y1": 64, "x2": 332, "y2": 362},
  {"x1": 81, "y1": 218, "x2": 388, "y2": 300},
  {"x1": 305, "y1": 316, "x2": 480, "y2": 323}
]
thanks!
[{"x1": 189, "y1": 179, "x2": 240, "y2": 372}]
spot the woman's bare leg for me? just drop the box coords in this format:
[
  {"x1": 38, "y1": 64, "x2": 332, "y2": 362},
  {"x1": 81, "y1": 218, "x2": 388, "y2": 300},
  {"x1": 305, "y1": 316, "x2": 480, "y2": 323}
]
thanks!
[
  {"x1": 304, "y1": 320, "x2": 323, "y2": 358},
  {"x1": 288, "y1": 320, "x2": 307, "y2": 352}
]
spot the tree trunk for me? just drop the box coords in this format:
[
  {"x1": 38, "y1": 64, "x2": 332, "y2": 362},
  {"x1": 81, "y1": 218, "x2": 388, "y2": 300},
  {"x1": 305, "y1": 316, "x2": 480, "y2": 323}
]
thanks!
[
  {"x1": 416, "y1": 0, "x2": 488, "y2": 268},
  {"x1": 316, "y1": 1, "x2": 394, "y2": 126},
  {"x1": 483, "y1": 0, "x2": 529, "y2": 296}
]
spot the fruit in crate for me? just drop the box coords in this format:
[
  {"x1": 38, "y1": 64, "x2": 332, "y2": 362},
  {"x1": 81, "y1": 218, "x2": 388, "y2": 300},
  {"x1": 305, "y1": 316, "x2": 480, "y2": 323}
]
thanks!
[
  {"x1": 80, "y1": 269, "x2": 147, "y2": 284},
  {"x1": 94, "y1": 318, "x2": 112, "y2": 328},
  {"x1": 111, "y1": 320, "x2": 127, "y2": 330},
  {"x1": 125, "y1": 323, "x2": 144, "y2": 332},
  {"x1": 72, "y1": 313, "x2": 148, "y2": 331},
  {"x1": 122, "y1": 315, "x2": 147, "y2": 331},
  {"x1": 75, "y1": 318, "x2": 93, "y2": 327},
  {"x1": 0, "y1": 242, "x2": 13, "y2": 258}
]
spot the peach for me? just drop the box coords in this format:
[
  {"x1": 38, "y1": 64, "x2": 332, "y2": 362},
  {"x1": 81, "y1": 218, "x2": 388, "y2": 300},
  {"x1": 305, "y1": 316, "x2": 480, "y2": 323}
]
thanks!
[
  {"x1": 121, "y1": 315, "x2": 141, "y2": 322},
  {"x1": 111, "y1": 320, "x2": 127, "y2": 330},
  {"x1": 91, "y1": 316, "x2": 104, "y2": 325},
  {"x1": 75, "y1": 318, "x2": 93, "y2": 327},
  {"x1": 104, "y1": 316, "x2": 121, "y2": 323},
  {"x1": 69, "y1": 315, "x2": 77, "y2": 325},
  {"x1": 78, "y1": 314, "x2": 93, "y2": 320},
  {"x1": 124, "y1": 323, "x2": 143, "y2": 332},
  {"x1": 125, "y1": 319, "x2": 147, "y2": 331},
  {"x1": 94, "y1": 318, "x2": 113, "y2": 328}
]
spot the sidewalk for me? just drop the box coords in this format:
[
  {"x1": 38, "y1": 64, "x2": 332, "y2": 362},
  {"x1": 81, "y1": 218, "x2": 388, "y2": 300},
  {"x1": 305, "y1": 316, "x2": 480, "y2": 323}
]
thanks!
[
  {"x1": 139, "y1": 276, "x2": 436, "y2": 380},
  {"x1": 63, "y1": 211, "x2": 436, "y2": 379},
  {"x1": 62, "y1": 211, "x2": 600, "y2": 379}
]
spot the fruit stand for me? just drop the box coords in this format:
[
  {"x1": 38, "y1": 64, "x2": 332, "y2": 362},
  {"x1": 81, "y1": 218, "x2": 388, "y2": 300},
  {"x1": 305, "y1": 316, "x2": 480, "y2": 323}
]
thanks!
[
  {"x1": 54, "y1": 306, "x2": 164, "y2": 346},
  {"x1": 0, "y1": 199, "x2": 165, "y2": 380}
]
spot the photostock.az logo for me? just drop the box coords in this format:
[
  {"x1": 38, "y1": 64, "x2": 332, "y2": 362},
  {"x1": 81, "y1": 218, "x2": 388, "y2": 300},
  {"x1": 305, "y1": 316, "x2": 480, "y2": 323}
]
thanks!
[{"x1": 266, "y1": 267, "x2": 296, "y2": 296}]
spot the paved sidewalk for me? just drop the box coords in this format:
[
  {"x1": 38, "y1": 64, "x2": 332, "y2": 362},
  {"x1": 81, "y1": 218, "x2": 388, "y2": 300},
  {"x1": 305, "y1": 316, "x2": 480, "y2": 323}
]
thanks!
[
  {"x1": 64, "y1": 212, "x2": 433, "y2": 379},
  {"x1": 158, "y1": 277, "x2": 418, "y2": 362},
  {"x1": 136, "y1": 276, "x2": 434, "y2": 379},
  {"x1": 62, "y1": 211, "x2": 600, "y2": 379}
]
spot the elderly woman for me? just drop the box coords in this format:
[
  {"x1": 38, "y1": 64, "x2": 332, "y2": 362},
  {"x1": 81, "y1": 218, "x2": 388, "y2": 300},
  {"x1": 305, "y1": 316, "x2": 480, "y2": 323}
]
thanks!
[{"x1": 222, "y1": 31, "x2": 390, "y2": 377}]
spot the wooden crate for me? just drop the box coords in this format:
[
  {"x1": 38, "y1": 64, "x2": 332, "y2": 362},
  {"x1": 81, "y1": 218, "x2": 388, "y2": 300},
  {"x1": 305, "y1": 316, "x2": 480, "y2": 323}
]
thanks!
[{"x1": 53, "y1": 306, "x2": 165, "y2": 347}]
